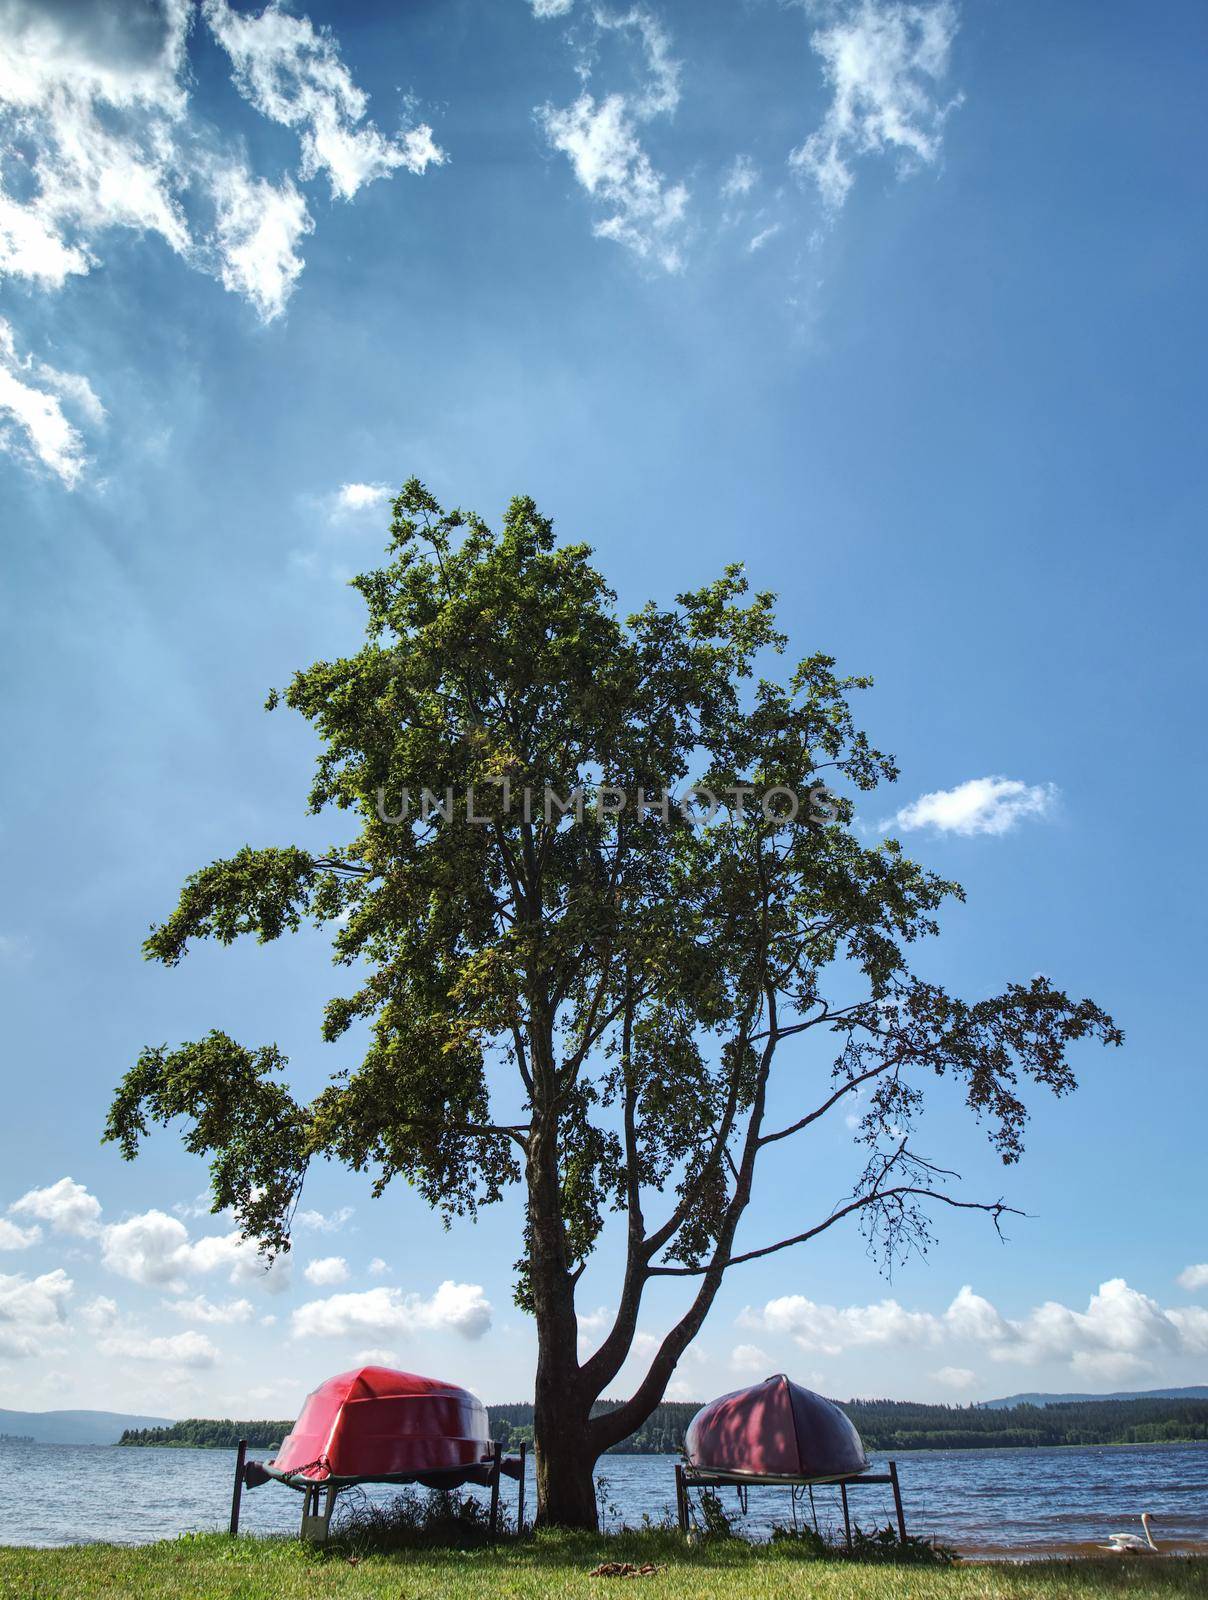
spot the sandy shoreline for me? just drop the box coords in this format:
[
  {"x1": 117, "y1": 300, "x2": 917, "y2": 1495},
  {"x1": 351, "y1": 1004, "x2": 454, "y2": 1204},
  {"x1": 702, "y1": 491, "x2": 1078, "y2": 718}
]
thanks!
[{"x1": 957, "y1": 1541, "x2": 1208, "y2": 1563}]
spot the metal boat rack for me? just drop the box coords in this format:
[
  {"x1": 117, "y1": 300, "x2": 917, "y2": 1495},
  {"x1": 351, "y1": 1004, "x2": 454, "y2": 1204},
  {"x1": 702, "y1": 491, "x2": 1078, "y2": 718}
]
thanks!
[
  {"x1": 674, "y1": 1458, "x2": 908, "y2": 1548},
  {"x1": 228, "y1": 1438, "x2": 527, "y2": 1544}
]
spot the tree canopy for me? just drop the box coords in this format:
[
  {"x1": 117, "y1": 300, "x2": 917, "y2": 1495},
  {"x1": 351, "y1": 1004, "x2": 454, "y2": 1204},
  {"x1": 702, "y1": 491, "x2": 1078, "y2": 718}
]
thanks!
[{"x1": 107, "y1": 480, "x2": 1120, "y2": 1525}]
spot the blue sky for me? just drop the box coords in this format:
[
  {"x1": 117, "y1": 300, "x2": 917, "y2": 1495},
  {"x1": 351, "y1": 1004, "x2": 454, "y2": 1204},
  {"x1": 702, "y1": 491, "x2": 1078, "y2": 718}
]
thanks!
[{"x1": 1, "y1": 0, "x2": 1206, "y2": 1421}]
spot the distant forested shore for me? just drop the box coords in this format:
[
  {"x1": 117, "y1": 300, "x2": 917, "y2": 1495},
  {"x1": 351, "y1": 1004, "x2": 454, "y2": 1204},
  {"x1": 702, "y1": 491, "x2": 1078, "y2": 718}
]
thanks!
[{"x1": 118, "y1": 1396, "x2": 1208, "y2": 1453}]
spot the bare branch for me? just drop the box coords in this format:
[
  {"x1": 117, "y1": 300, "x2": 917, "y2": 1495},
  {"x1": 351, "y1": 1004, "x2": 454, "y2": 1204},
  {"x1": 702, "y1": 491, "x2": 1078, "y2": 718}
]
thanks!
[
  {"x1": 758, "y1": 1058, "x2": 893, "y2": 1147},
  {"x1": 648, "y1": 1185, "x2": 1022, "y2": 1276}
]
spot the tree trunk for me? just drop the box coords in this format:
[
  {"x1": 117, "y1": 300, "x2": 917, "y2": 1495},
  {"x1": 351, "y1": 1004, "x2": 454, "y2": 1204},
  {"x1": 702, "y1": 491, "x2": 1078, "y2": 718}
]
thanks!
[
  {"x1": 533, "y1": 1400, "x2": 599, "y2": 1529},
  {"x1": 527, "y1": 1111, "x2": 599, "y2": 1528}
]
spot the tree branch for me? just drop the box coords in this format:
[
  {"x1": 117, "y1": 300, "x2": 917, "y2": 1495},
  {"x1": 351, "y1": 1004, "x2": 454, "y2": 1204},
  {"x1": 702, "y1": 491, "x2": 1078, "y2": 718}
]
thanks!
[
  {"x1": 758, "y1": 1058, "x2": 893, "y2": 1147},
  {"x1": 647, "y1": 1185, "x2": 1021, "y2": 1276}
]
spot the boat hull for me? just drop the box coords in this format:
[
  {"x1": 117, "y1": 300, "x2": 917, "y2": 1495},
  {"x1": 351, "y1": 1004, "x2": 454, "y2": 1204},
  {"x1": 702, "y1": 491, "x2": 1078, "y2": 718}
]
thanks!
[
  {"x1": 272, "y1": 1365, "x2": 491, "y2": 1481},
  {"x1": 685, "y1": 1374, "x2": 867, "y2": 1480}
]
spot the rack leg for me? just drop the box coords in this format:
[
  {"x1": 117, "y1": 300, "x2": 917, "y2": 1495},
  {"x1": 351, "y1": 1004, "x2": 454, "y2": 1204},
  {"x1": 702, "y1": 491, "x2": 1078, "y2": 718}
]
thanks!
[
  {"x1": 675, "y1": 1465, "x2": 687, "y2": 1534},
  {"x1": 229, "y1": 1439, "x2": 247, "y2": 1536},
  {"x1": 489, "y1": 1442, "x2": 502, "y2": 1542},
  {"x1": 889, "y1": 1460, "x2": 907, "y2": 1544},
  {"x1": 840, "y1": 1480, "x2": 851, "y2": 1551},
  {"x1": 517, "y1": 1441, "x2": 527, "y2": 1535}
]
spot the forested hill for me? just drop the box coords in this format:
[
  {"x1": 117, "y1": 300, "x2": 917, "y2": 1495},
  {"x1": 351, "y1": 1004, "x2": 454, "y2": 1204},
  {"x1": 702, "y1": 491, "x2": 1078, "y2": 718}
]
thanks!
[
  {"x1": 120, "y1": 1396, "x2": 1208, "y2": 1452},
  {"x1": 119, "y1": 1419, "x2": 291, "y2": 1449},
  {"x1": 490, "y1": 1397, "x2": 1208, "y2": 1453}
]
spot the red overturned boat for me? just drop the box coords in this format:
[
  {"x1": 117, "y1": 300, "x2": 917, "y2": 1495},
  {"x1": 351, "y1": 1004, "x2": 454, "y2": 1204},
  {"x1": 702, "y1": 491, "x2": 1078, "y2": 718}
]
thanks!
[
  {"x1": 271, "y1": 1364, "x2": 493, "y2": 1484},
  {"x1": 685, "y1": 1372, "x2": 867, "y2": 1481},
  {"x1": 237, "y1": 1365, "x2": 523, "y2": 1541}
]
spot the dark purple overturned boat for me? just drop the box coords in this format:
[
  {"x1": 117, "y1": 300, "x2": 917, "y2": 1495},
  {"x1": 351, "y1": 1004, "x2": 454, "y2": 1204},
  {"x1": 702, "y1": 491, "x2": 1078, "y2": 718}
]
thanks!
[
  {"x1": 685, "y1": 1372, "x2": 868, "y2": 1481},
  {"x1": 676, "y1": 1374, "x2": 908, "y2": 1544}
]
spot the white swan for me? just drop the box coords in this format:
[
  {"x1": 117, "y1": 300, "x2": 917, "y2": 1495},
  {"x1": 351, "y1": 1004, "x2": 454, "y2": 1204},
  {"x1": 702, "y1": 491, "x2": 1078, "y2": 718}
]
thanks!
[{"x1": 1099, "y1": 1513, "x2": 1159, "y2": 1554}]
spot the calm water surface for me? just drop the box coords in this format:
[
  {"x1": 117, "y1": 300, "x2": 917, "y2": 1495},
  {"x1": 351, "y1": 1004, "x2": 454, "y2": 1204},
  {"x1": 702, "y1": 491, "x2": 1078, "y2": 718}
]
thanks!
[{"x1": 2, "y1": 1440, "x2": 1206, "y2": 1555}]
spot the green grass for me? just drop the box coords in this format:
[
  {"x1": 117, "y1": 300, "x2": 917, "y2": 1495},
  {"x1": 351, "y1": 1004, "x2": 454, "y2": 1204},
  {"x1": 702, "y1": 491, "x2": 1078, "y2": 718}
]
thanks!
[{"x1": 2, "y1": 1533, "x2": 1206, "y2": 1600}]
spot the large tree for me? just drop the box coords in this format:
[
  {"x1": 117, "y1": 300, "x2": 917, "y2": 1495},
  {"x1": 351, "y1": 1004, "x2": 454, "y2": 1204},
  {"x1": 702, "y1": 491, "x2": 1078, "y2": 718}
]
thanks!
[{"x1": 107, "y1": 482, "x2": 1119, "y2": 1527}]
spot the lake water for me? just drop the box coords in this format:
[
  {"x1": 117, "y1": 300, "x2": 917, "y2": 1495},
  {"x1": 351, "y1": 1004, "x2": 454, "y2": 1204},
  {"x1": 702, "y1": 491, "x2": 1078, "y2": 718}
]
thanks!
[{"x1": 2, "y1": 1439, "x2": 1207, "y2": 1556}]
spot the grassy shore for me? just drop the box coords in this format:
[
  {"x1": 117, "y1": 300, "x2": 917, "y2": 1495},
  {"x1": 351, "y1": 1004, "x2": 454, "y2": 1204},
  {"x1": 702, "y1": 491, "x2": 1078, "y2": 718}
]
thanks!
[{"x1": 2, "y1": 1533, "x2": 1206, "y2": 1600}]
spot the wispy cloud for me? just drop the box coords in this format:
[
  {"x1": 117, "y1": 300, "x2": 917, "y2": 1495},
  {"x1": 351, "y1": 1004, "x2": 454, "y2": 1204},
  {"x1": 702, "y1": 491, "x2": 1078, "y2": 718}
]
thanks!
[
  {"x1": 748, "y1": 222, "x2": 782, "y2": 253},
  {"x1": 294, "y1": 1205, "x2": 355, "y2": 1233},
  {"x1": 1178, "y1": 1264, "x2": 1208, "y2": 1292},
  {"x1": 0, "y1": 320, "x2": 104, "y2": 487},
  {"x1": 203, "y1": 1, "x2": 445, "y2": 201},
  {"x1": 0, "y1": 0, "x2": 445, "y2": 482},
  {"x1": 205, "y1": 162, "x2": 313, "y2": 325},
  {"x1": 720, "y1": 155, "x2": 759, "y2": 201},
  {"x1": 537, "y1": 7, "x2": 688, "y2": 271},
  {"x1": 789, "y1": 0, "x2": 962, "y2": 211},
  {"x1": 165, "y1": 1294, "x2": 255, "y2": 1325},
  {"x1": 886, "y1": 776, "x2": 1059, "y2": 837}
]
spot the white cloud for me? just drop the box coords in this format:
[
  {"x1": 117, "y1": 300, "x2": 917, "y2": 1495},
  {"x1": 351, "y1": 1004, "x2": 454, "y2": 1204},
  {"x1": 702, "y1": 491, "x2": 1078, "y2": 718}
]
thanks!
[
  {"x1": 295, "y1": 1205, "x2": 355, "y2": 1233},
  {"x1": 789, "y1": 0, "x2": 961, "y2": 211},
  {"x1": 540, "y1": 94, "x2": 687, "y2": 270},
  {"x1": 741, "y1": 1278, "x2": 1208, "y2": 1381},
  {"x1": 165, "y1": 1294, "x2": 255, "y2": 1326},
  {"x1": 99, "y1": 1328, "x2": 219, "y2": 1368},
  {"x1": 368, "y1": 1257, "x2": 390, "y2": 1277},
  {"x1": 730, "y1": 1342, "x2": 772, "y2": 1373},
  {"x1": 206, "y1": 161, "x2": 313, "y2": 324},
  {"x1": 0, "y1": 319, "x2": 104, "y2": 487},
  {"x1": 183, "y1": 1229, "x2": 292, "y2": 1295},
  {"x1": 530, "y1": 0, "x2": 575, "y2": 17},
  {"x1": 292, "y1": 1280, "x2": 492, "y2": 1342},
  {"x1": 10, "y1": 1175, "x2": 102, "y2": 1237},
  {"x1": 1178, "y1": 1264, "x2": 1208, "y2": 1291},
  {"x1": 576, "y1": 1304, "x2": 612, "y2": 1355},
  {"x1": 333, "y1": 482, "x2": 392, "y2": 516},
  {"x1": 0, "y1": 0, "x2": 445, "y2": 481},
  {"x1": 1003, "y1": 1279, "x2": 1187, "y2": 1378},
  {"x1": 0, "y1": 0, "x2": 194, "y2": 281},
  {"x1": 888, "y1": 776, "x2": 1058, "y2": 837},
  {"x1": 933, "y1": 1364, "x2": 977, "y2": 1390},
  {"x1": 721, "y1": 154, "x2": 758, "y2": 200},
  {"x1": 203, "y1": 0, "x2": 445, "y2": 201},
  {"x1": 0, "y1": 1267, "x2": 73, "y2": 1358},
  {"x1": 742, "y1": 1291, "x2": 940, "y2": 1356},
  {"x1": 101, "y1": 1209, "x2": 192, "y2": 1286},
  {"x1": 538, "y1": 8, "x2": 687, "y2": 271},
  {"x1": 0, "y1": 186, "x2": 90, "y2": 287},
  {"x1": 0, "y1": 1219, "x2": 40, "y2": 1250},
  {"x1": 354, "y1": 1346, "x2": 399, "y2": 1366},
  {"x1": 99, "y1": 1208, "x2": 289, "y2": 1294},
  {"x1": 79, "y1": 1295, "x2": 119, "y2": 1333},
  {"x1": 304, "y1": 1255, "x2": 350, "y2": 1287},
  {"x1": 748, "y1": 223, "x2": 782, "y2": 253}
]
